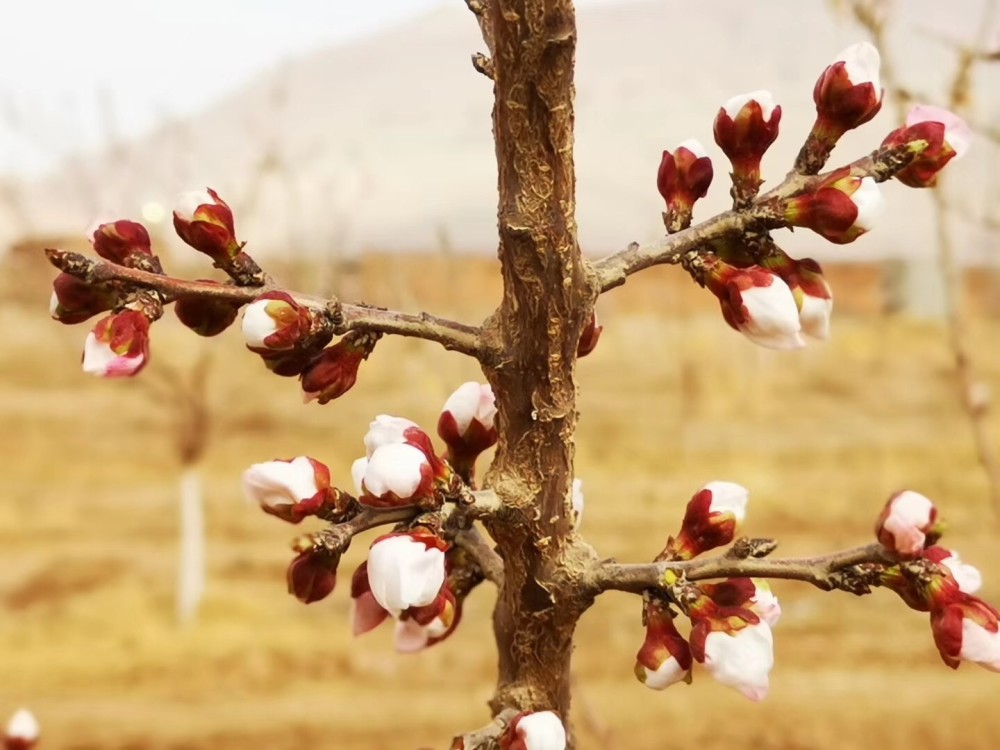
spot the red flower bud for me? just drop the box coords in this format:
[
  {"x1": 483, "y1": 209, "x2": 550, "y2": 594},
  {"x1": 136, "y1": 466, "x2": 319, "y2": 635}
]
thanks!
[
  {"x1": 812, "y1": 42, "x2": 883, "y2": 141},
  {"x1": 704, "y1": 261, "x2": 805, "y2": 350},
  {"x1": 761, "y1": 253, "x2": 833, "y2": 341},
  {"x1": 300, "y1": 333, "x2": 379, "y2": 404},
  {"x1": 634, "y1": 601, "x2": 692, "y2": 690},
  {"x1": 172, "y1": 188, "x2": 241, "y2": 263},
  {"x1": 882, "y1": 105, "x2": 971, "y2": 188},
  {"x1": 668, "y1": 481, "x2": 749, "y2": 560},
  {"x1": 50, "y1": 272, "x2": 116, "y2": 324},
  {"x1": 783, "y1": 168, "x2": 886, "y2": 244},
  {"x1": 657, "y1": 139, "x2": 713, "y2": 230},
  {"x1": 576, "y1": 310, "x2": 603, "y2": 358},
  {"x1": 930, "y1": 593, "x2": 1000, "y2": 671},
  {"x1": 173, "y1": 281, "x2": 242, "y2": 336},
  {"x1": 89, "y1": 219, "x2": 153, "y2": 265},
  {"x1": 286, "y1": 549, "x2": 338, "y2": 604},
  {"x1": 82, "y1": 310, "x2": 151, "y2": 378},
  {"x1": 713, "y1": 90, "x2": 781, "y2": 181}
]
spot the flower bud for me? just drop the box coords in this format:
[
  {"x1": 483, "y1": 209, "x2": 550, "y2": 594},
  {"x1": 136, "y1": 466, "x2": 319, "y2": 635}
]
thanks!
[
  {"x1": 50, "y1": 272, "x2": 115, "y2": 325},
  {"x1": 669, "y1": 481, "x2": 750, "y2": 560},
  {"x1": 688, "y1": 597, "x2": 774, "y2": 701},
  {"x1": 241, "y1": 456, "x2": 337, "y2": 523},
  {"x1": 82, "y1": 310, "x2": 151, "y2": 378},
  {"x1": 713, "y1": 90, "x2": 781, "y2": 183},
  {"x1": 364, "y1": 415, "x2": 450, "y2": 481},
  {"x1": 924, "y1": 546, "x2": 982, "y2": 595},
  {"x1": 366, "y1": 531, "x2": 448, "y2": 616},
  {"x1": 634, "y1": 601, "x2": 692, "y2": 690},
  {"x1": 4, "y1": 709, "x2": 39, "y2": 750},
  {"x1": 89, "y1": 219, "x2": 153, "y2": 265},
  {"x1": 241, "y1": 292, "x2": 314, "y2": 351},
  {"x1": 701, "y1": 578, "x2": 781, "y2": 627},
  {"x1": 812, "y1": 42, "x2": 883, "y2": 140},
  {"x1": 500, "y1": 711, "x2": 567, "y2": 750},
  {"x1": 173, "y1": 282, "x2": 242, "y2": 337},
  {"x1": 300, "y1": 333, "x2": 379, "y2": 404},
  {"x1": 172, "y1": 188, "x2": 241, "y2": 263},
  {"x1": 350, "y1": 561, "x2": 390, "y2": 636},
  {"x1": 437, "y1": 382, "x2": 498, "y2": 471},
  {"x1": 875, "y1": 490, "x2": 941, "y2": 558},
  {"x1": 783, "y1": 169, "x2": 886, "y2": 244},
  {"x1": 761, "y1": 253, "x2": 833, "y2": 340},
  {"x1": 930, "y1": 593, "x2": 1000, "y2": 672},
  {"x1": 394, "y1": 588, "x2": 461, "y2": 653},
  {"x1": 705, "y1": 262, "x2": 805, "y2": 350},
  {"x1": 359, "y1": 443, "x2": 437, "y2": 508},
  {"x1": 883, "y1": 105, "x2": 972, "y2": 188},
  {"x1": 577, "y1": 310, "x2": 603, "y2": 358},
  {"x1": 657, "y1": 139, "x2": 714, "y2": 230},
  {"x1": 286, "y1": 549, "x2": 338, "y2": 604}
]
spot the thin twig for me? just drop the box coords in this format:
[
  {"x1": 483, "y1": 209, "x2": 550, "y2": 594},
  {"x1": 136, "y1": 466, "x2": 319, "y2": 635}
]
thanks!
[
  {"x1": 452, "y1": 709, "x2": 518, "y2": 750},
  {"x1": 454, "y1": 527, "x2": 505, "y2": 585},
  {"x1": 45, "y1": 248, "x2": 484, "y2": 356},
  {"x1": 587, "y1": 542, "x2": 894, "y2": 595}
]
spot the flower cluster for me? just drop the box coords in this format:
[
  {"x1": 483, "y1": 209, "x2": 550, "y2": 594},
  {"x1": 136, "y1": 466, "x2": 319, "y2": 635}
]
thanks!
[
  {"x1": 240, "y1": 383, "x2": 502, "y2": 651},
  {"x1": 872, "y1": 492, "x2": 999, "y2": 672},
  {"x1": 636, "y1": 481, "x2": 778, "y2": 700},
  {"x1": 660, "y1": 42, "x2": 969, "y2": 350}
]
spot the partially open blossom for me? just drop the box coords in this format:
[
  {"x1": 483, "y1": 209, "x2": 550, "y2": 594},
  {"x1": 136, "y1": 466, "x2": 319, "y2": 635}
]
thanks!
[
  {"x1": 634, "y1": 601, "x2": 692, "y2": 690},
  {"x1": 812, "y1": 42, "x2": 883, "y2": 140},
  {"x1": 300, "y1": 333, "x2": 378, "y2": 404},
  {"x1": 359, "y1": 443, "x2": 436, "y2": 508},
  {"x1": 173, "y1": 188, "x2": 241, "y2": 263},
  {"x1": 702, "y1": 578, "x2": 782, "y2": 628},
  {"x1": 366, "y1": 531, "x2": 448, "y2": 616},
  {"x1": 931, "y1": 593, "x2": 1000, "y2": 672},
  {"x1": 883, "y1": 105, "x2": 972, "y2": 188},
  {"x1": 705, "y1": 262, "x2": 804, "y2": 350},
  {"x1": 363, "y1": 415, "x2": 449, "y2": 483},
  {"x1": 437, "y1": 382, "x2": 498, "y2": 468},
  {"x1": 82, "y1": 310, "x2": 151, "y2": 378},
  {"x1": 783, "y1": 169, "x2": 886, "y2": 244},
  {"x1": 4, "y1": 709, "x2": 39, "y2": 750},
  {"x1": 690, "y1": 601, "x2": 774, "y2": 701},
  {"x1": 500, "y1": 711, "x2": 567, "y2": 750},
  {"x1": 394, "y1": 588, "x2": 461, "y2": 653},
  {"x1": 350, "y1": 561, "x2": 390, "y2": 636},
  {"x1": 286, "y1": 549, "x2": 338, "y2": 604},
  {"x1": 876, "y1": 490, "x2": 941, "y2": 558},
  {"x1": 762, "y1": 254, "x2": 834, "y2": 340},
  {"x1": 669, "y1": 481, "x2": 749, "y2": 560},
  {"x1": 571, "y1": 478, "x2": 584, "y2": 529},
  {"x1": 50, "y1": 272, "x2": 115, "y2": 324},
  {"x1": 713, "y1": 90, "x2": 782, "y2": 181},
  {"x1": 577, "y1": 310, "x2": 603, "y2": 358},
  {"x1": 241, "y1": 292, "x2": 315, "y2": 351},
  {"x1": 657, "y1": 139, "x2": 714, "y2": 228},
  {"x1": 924, "y1": 546, "x2": 982, "y2": 595},
  {"x1": 174, "y1": 282, "x2": 242, "y2": 337},
  {"x1": 89, "y1": 219, "x2": 153, "y2": 265},
  {"x1": 241, "y1": 456, "x2": 337, "y2": 523}
]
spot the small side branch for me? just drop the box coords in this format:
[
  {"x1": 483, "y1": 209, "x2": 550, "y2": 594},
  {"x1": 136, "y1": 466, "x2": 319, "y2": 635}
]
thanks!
[
  {"x1": 46, "y1": 249, "x2": 483, "y2": 357},
  {"x1": 454, "y1": 527, "x2": 505, "y2": 585},
  {"x1": 591, "y1": 145, "x2": 918, "y2": 293},
  {"x1": 587, "y1": 542, "x2": 894, "y2": 595},
  {"x1": 465, "y1": 0, "x2": 497, "y2": 80}
]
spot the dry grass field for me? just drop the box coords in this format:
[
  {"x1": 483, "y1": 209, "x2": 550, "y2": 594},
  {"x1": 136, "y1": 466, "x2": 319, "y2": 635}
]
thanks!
[{"x1": 1, "y1": 253, "x2": 999, "y2": 749}]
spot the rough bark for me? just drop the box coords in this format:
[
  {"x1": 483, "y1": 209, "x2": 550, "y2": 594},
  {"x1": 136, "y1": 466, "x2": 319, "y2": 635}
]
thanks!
[{"x1": 477, "y1": 0, "x2": 593, "y2": 728}]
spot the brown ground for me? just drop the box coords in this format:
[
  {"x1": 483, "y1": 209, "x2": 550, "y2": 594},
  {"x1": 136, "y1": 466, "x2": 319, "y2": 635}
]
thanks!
[{"x1": 1, "y1": 254, "x2": 999, "y2": 749}]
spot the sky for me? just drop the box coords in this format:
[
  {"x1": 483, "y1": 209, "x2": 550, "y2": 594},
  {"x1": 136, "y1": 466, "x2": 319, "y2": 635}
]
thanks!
[{"x1": 0, "y1": 0, "x2": 612, "y2": 175}]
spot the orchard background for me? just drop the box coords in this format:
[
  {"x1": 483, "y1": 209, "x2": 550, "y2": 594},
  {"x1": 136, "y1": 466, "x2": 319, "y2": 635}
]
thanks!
[{"x1": 2, "y1": 0, "x2": 1000, "y2": 748}]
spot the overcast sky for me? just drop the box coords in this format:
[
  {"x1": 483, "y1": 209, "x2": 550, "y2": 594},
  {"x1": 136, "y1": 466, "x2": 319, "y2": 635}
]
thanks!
[{"x1": 0, "y1": 0, "x2": 613, "y2": 175}]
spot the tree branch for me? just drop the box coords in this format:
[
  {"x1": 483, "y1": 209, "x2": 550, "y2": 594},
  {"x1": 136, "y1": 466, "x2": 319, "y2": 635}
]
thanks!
[
  {"x1": 453, "y1": 527, "x2": 505, "y2": 585},
  {"x1": 587, "y1": 542, "x2": 895, "y2": 595},
  {"x1": 590, "y1": 136, "x2": 922, "y2": 294},
  {"x1": 464, "y1": 0, "x2": 496, "y2": 80},
  {"x1": 46, "y1": 248, "x2": 484, "y2": 356}
]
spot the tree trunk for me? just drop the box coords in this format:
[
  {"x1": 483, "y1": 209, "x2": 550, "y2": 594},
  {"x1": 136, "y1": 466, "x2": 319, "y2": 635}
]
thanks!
[
  {"x1": 480, "y1": 0, "x2": 594, "y2": 730},
  {"x1": 177, "y1": 466, "x2": 206, "y2": 626}
]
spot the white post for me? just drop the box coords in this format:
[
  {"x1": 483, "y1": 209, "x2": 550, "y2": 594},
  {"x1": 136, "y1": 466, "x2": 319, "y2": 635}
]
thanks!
[{"x1": 177, "y1": 466, "x2": 206, "y2": 626}]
